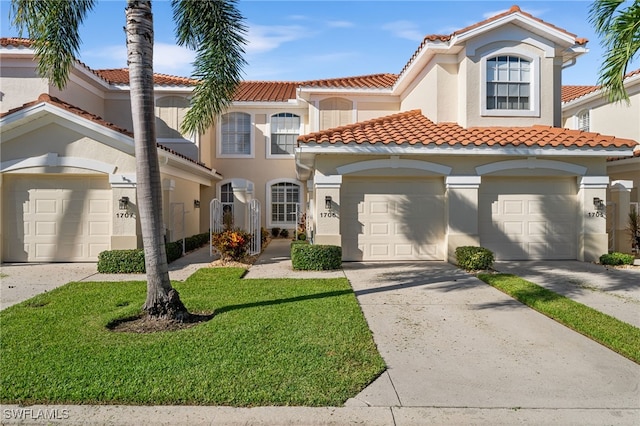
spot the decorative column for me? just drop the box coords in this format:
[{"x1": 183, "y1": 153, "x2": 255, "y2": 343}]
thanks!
[
  {"x1": 446, "y1": 176, "x2": 481, "y2": 263},
  {"x1": 610, "y1": 180, "x2": 634, "y2": 253},
  {"x1": 313, "y1": 173, "x2": 342, "y2": 246},
  {"x1": 110, "y1": 174, "x2": 139, "y2": 249},
  {"x1": 578, "y1": 176, "x2": 609, "y2": 262}
]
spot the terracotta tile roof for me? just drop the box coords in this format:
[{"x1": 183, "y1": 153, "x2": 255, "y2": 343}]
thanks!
[
  {"x1": 562, "y1": 85, "x2": 599, "y2": 102},
  {"x1": 562, "y1": 68, "x2": 640, "y2": 102},
  {"x1": 400, "y1": 5, "x2": 587, "y2": 78},
  {"x1": 298, "y1": 109, "x2": 637, "y2": 150},
  {"x1": 234, "y1": 81, "x2": 300, "y2": 102},
  {"x1": 1, "y1": 94, "x2": 212, "y2": 170},
  {"x1": 0, "y1": 37, "x2": 32, "y2": 48},
  {"x1": 301, "y1": 73, "x2": 398, "y2": 89},
  {"x1": 95, "y1": 68, "x2": 198, "y2": 86}
]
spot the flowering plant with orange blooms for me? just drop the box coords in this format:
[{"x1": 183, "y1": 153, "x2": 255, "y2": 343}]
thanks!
[{"x1": 211, "y1": 228, "x2": 252, "y2": 261}]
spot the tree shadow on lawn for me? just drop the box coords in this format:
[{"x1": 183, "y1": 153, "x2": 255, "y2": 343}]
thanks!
[{"x1": 107, "y1": 289, "x2": 354, "y2": 333}]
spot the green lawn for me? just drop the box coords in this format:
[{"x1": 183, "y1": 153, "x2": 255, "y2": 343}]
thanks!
[
  {"x1": 0, "y1": 268, "x2": 385, "y2": 406},
  {"x1": 478, "y1": 273, "x2": 640, "y2": 364}
]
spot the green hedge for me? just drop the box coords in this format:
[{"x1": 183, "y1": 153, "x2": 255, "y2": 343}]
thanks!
[
  {"x1": 600, "y1": 252, "x2": 634, "y2": 266},
  {"x1": 97, "y1": 250, "x2": 146, "y2": 273},
  {"x1": 291, "y1": 244, "x2": 342, "y2": 271},
  {"x1": 455, "y1": 246, "x2": 495, "y2": 271},
  {"x1": 97, "y1": 232, "x2": 210, "y2": 273}
]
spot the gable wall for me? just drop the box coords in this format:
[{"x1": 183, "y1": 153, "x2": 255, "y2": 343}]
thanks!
[{"x1": 0, "y1": 61, "x2": 49, "y2": 113}]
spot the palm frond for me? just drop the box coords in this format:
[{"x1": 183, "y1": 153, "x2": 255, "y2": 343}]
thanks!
[
  {"x1": 10, "y1": 0, "x2": 96, "y2": 89},
  {"x1": 589, "y1": 0, "x2": 640, "y2": 103},
  {"x1": 172, "y1": 0, "x2": 247, "y2": 135}
]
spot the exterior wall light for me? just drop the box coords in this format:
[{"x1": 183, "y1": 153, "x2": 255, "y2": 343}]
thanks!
[
  {"x1": 593, "y1": 197, "x2": 604, "y2": 210},
  {"x1": 118, "y1": 196, "x2": 129, "y2": 210},
  {"x1": 194, "y1": 200, "x2": 201, "y2": 208},
  {"x1": 325, "y1": 196, "x2": 332, "y2": 209}
]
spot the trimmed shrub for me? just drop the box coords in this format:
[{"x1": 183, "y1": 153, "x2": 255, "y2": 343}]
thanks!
[
  {"x1": 291, "y1": 244, "x2": 342, "y2": 271},
  {"x1": 279, "y1": 229, "x2": 289, "y2": 238},
  {"x1": 211, "y1": 228, "x2": 252, "y2": 261},
  {"x1": 271, "y1": 227, "x2": 281, "y2": 238},
  {"x1": 455, "y1": 246, "x2": 495, "y2": 271},
  {"x1": 165, "y1": 241, "x2": 183, "y2": 263},
  {"x1": 185, "y1": 232, "x2": 210, "y2": 252},
  {"x1": 261, "y1": 227, "x2": 270, "y2": 245},
  {"x1": 297, "y1": 232, "x2": 307, "y2": 241},
  {"x1": 97, "y1": 232, "x2": 211, "y2": 273},
  {"x1": 97, "y1": 249, "x2": 146, "y2": 273},
  {"x1": 600, "y1": 252, "x2": 634, "y2": 266}
]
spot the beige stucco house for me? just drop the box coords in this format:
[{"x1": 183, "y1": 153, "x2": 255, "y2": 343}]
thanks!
[
  {"x1": 562, "y1": 69, "x2": 640, "y2": 253},
  {"x1": 1, "y1": 5, "x2": 637, "y2": 263}
]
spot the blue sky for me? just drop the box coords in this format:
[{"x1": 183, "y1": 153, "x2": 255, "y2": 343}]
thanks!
[{"x1": 1, "y1": 0, "x2": 639, "y2": 85}]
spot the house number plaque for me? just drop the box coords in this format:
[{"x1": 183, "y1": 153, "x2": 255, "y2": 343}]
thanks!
[
  {"x1": 586, "y1": 211, "x2": 605, "y2": 218},
  {"x1": 116, "y1": 213, "x2": 136, "y2": 218}
]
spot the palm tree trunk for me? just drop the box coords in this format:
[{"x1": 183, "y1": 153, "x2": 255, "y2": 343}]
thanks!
[{"x1": 125, "y1": 0, "x2": 188, "y2": 321}]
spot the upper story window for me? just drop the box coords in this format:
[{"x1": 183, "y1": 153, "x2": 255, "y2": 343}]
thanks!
[
  {"x1": 486, "y1": 56, "x2": 530, "y2": 110},
  {"x1": 577, "y1": 110, "x2": 590, "y2": 131},
  {"x1": 319, "y1": 97, "x2": 353, "y2": 130},
  {"x1": 481, "y1": 50, "x2": 539, "y2": 118},
  {"x1": 270, "y1": 113, "x2": 300, "y2": 156},
  {"x1": 220, "y1": 112, "x2": 251, "y2": 156},
  {"x1": 155, "y1": 96, "x2": 190, "y2": 139}
]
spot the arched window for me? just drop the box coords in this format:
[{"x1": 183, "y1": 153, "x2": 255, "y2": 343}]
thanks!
[
  {"x1": 486, "y1": 56, "x2": 531, "y2": 110},
  {"x1": 220, "y1": 182, "x2": 234, "y2": 216},
  {"x1": 577, "y1": 110, "x2": 590, "y2": 131},
  {"x1": 270, "y1": 112, "x2": 300, "y2": 156},
  {"x1": 269, "y1": 181, "x2": 300, "y2": 226},
  {"x1": 221, "y1": 112, "x2": 251, "y2": 155},
  {"x1": 319, "y1": 97, "x2": 353, "y2": 130}
]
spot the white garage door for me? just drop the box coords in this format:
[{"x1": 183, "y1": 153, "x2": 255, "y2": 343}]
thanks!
[
  {"x1": 479, "y1": 177, "x2": 577, "y2": 260},
  {"x1": 341, "y1": 178, "x2": 445, "y2": 261},
  {"x1": 3, "y1": 175, "x2": 111, "y2": 262}
]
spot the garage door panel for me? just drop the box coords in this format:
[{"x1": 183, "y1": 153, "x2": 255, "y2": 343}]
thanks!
[
  {"x1": 479, "y1": 178, "x2": 577, "y2": 260},
  {"x1": 342, "y1": 178, "x2": 445, "y2": 261},
  {"x1": 3, "y1": 175, "x2": 111, "y2": 262}
]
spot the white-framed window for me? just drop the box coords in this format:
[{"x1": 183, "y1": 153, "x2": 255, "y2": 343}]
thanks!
[
  {"x1": 267, "y1": 179, "x2": 301, "y2": 227},
  {"x1": 577, "y1": 109, "x2": 590, "y2": 131},
  {"x1": 219, "y1": 112, "x2": 252, "y2": 157},
  {"x1": 220, "y1": 182, "x2": 234, "y2": 217},
  {"x1": 269, "y1": 112, "x2": 300, "y2": 157},
  {"x1": 481, "y1": 50, "x2": 539, "y2": 117}
]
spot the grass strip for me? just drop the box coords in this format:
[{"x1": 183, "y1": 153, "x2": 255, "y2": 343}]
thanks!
[
  {"x1": 478, "y1": 273, "x2": 640, "y2": 364},
  {"x1": 0, "y1": 268, "x2": 385, "y2": 406}
]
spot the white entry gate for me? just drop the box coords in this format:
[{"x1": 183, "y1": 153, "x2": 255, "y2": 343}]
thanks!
[
  {"x1": 209, "y1": 199, "x2": 222, "y2": 257},
  {"x1": 209, "y1": 198, "x2": 261, "y2": 256},
  {"x1": 249, "y1": 199, "x2": 261, "y2": 255}
]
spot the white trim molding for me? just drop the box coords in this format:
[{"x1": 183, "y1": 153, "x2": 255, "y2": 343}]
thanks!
[
  {"x1": 336, "y1": 157, "x2": 452, "y2": 176},
  {"x1": 579, "y1": 176, "x2": 609, "y2": 189},
  {"x1": 476, "y1": 157, "x2": 587, "y2": 176},
  {"x1": 446, "y1": 176, "x2": 482, "y2": 189},
  {"x1": 0, "y1": 152, "x2": 117, "y2": 174},
  {"x1": 109, "y1": 174, "x2": 137, "y2": 188}
]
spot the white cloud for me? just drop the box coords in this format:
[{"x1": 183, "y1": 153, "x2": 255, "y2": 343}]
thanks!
[
  {"x1": 327, "y1": 20, "x2": 354, "y2": 28},
  {"x1": 245, "y1": 23, "x2": 307, "y2": 54},
  {"x1": 81, "y1": 42, "x2": 195, "y2": 76},
  {"x1": 153, "y1": 43, "x2": 196, "y2": 75},
  {"x1": 382, "y1": 20, "x2": 424, "y2": 42}
]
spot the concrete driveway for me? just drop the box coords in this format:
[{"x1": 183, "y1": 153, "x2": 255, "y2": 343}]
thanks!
[{"x1": 343, "y1": 261, "x2": 640, "y2": 423}]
